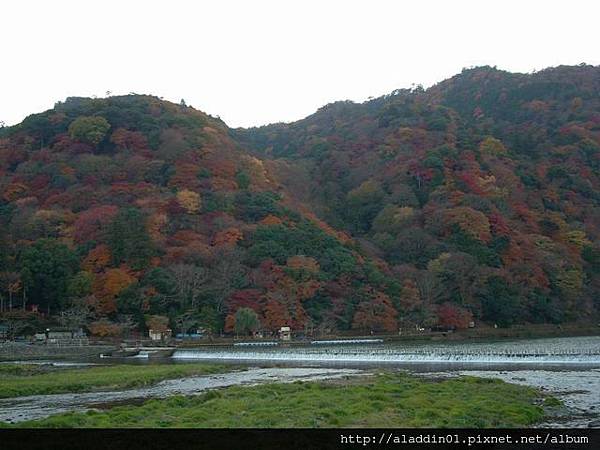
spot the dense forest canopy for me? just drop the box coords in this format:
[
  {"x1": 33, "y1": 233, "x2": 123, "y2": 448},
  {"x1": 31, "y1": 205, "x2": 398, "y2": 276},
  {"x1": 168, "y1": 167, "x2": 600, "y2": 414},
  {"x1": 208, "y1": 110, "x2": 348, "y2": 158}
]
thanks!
[{"x1": 1, "y1": 65, "x2": 599, "y2": 337}]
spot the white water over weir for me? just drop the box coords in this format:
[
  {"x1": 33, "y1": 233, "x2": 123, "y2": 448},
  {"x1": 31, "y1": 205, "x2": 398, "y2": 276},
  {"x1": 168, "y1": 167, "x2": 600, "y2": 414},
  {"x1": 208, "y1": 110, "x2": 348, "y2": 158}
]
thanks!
[{"x1": 172, "y1": 336, "x2": 600, "y2": 366}]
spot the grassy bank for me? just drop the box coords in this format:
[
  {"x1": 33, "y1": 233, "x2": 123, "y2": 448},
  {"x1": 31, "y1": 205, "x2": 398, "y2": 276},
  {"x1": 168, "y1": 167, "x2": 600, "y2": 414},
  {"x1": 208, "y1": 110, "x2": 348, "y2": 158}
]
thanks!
[
  {"x1": 8, "y1": 373, "x2": 552, "y2": 428},
  {"x1": 0, "y1": 363, "x2": 231, "y2": 398}
]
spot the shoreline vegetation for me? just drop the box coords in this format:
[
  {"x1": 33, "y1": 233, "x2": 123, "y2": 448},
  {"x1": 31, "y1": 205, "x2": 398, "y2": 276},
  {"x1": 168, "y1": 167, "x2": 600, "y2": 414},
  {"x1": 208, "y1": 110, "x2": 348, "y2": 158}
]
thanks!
[
  {"x1": 0, "y1": 365, "x2": 555, "y2": 428},
  {"x1": 0, "y1": 363, "x2": 231, "y2": 398}
]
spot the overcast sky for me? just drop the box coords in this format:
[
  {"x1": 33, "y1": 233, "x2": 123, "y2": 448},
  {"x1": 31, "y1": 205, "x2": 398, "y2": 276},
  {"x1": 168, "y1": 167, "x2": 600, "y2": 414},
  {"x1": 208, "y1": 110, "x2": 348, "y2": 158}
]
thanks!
[{"x1": 2, "y1": 0, "x2": 599, "y2": 128}]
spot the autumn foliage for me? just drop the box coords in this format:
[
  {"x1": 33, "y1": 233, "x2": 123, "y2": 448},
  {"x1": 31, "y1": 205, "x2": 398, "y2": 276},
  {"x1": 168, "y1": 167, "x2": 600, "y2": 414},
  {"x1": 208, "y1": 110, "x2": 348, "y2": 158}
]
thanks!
[
  {"x1": 1, "y1": 66, "x2": 600, "y2": 335},
  {"x1": 352, "y1": 290, "x2": 398, "y2": 332}
]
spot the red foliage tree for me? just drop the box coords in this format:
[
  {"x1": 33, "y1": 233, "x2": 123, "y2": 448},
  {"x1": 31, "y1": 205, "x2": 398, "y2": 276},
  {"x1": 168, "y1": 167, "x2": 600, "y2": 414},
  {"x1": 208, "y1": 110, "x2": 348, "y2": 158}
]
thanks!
[
  {"x1": 488, "y1": 212, "x2": 511, "y2": 236},
  {"x1": 72, "y1": 205, "x2": 119, "y2": 244},
  {"x1": 110, "y1": 128, "x2": 150, "y2": 154},
  {"x1": 226, "y1": 289, "x2": 262, "y2": 314},
  {"x1": 262, "y1": 298, "x2": 291, "y2": 331},
  {"x1": 436, "y1": 302, "x2": 473, "y2": 329},
  {"x1": 352, "y1": 290, "x2": 398, "y2": 333}
]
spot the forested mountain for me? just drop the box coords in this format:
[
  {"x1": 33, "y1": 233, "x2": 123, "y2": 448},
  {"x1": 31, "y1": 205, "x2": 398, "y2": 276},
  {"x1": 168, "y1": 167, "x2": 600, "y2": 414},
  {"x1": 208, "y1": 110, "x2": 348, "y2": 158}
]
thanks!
[
  {"x1": 1, "y1": 65, "x2": 599, "y2": 337},
  {"x1": 0, "y1": 95, "x2": 396, "y2": 336},
  {"x1": 235, "y1": 64, "x2": 600, "y2": 328}
]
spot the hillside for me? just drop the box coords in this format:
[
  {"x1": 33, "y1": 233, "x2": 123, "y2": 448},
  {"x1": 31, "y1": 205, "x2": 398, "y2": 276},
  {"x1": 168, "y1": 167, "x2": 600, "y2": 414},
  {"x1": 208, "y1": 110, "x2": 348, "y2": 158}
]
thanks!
[
  {"x1": 0, "y1": 95, "x2": 398, "y2": 337},
  {"x1": 235, "y1": 64, "x2": 600, "y2": 327},
  {"x1": 1, "y1": 65, "x2": 599, "y2": 338}
]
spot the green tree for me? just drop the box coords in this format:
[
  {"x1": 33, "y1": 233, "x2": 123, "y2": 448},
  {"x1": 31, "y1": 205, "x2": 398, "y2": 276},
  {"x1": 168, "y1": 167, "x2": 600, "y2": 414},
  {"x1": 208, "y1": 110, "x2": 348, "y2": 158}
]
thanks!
[
  {"x1": 234, "y1": 307, "x2": 260, "y2": 336},
  {"x1": 526, "y1": 290, "x2": 564, "y2": 324},
  {"x1": 247, "y1": 222, "x2": 356, "y2": 277},
  {"x1": 20, "y1": 239, "x2": 78, "y2": 314},
  {"x1": 198, "y1": 305, "x2": 221, "y2": 335},
  {"x1": 108, "y1": 208, "x2": 155, "y2": 269},
  {"x1": 234, "y1": 191, "x2": 281, "y2": 221},
  {"x1": 372, "y1": 205, "x2": 416, "y2": 234},
  {"x1": 68, "y1": 116, "x2": 110, "y2": 146},
  {"x1": 582, "y1": 245, "x2": 600, "y2": 274},
  {"x1": 478, "y1": 276, "x2": 522, "y2": 327},
  {"x1": 344, "y1": 180, "x2": 385, "y2": 233},
  {"x1": 66, "y1": 271, "x2": 93, "y2": 298},
  {"x1": 235, "y1": 170, "x2": 251, "y2": 190}
]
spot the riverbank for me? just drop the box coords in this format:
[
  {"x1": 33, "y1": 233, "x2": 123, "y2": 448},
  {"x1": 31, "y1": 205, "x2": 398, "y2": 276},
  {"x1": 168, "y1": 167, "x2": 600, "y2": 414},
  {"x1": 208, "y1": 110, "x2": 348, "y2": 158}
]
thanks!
[
  {"x1": 1, "y1": 324, "x2": 597, "y2": 358},
  {"x1": 454, "y1": 369, "x2": 600, "y2": 428},
  {"x1": 176, "y1": 324, "x2": 600, "y2": 348},
  {"x1": 0, "y1": 363, "x2": 231, "y2": 398},
  {"x1": 0, "y1": 342, "x2": 116, "y2": 362},
  {"x1": 436, "y1": 323, "x2": 600, "y2": 342},
  {"x1": 3, "y1": 371, "x2": 553, "y2": 428}
]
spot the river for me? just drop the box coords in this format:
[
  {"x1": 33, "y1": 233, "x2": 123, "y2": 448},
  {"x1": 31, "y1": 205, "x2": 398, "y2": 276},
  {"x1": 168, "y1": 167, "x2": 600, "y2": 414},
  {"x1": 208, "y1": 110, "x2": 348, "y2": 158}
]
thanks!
[{"x1": 1, "y1": 335, "x2": 599, "y2": 426}]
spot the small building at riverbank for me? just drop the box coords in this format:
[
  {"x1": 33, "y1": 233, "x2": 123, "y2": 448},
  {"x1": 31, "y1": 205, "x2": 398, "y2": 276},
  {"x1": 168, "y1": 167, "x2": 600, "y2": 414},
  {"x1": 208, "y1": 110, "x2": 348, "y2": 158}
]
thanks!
[
  {"x1": 279, "y1": 326, "x2": 291, "y2": 341},
  {"x1": 149, "y1": 328, "x2": 172, "y2": 341},
  {"x1": 38, "y1": 328, "x2": 89, "y2": 346}
]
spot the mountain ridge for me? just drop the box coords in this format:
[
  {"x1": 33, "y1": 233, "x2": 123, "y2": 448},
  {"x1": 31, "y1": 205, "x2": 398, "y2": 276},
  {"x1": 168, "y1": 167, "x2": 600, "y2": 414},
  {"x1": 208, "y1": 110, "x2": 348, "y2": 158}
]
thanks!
[{"x1": 1, "y1": 64, "x2": 599, "y2": 338}]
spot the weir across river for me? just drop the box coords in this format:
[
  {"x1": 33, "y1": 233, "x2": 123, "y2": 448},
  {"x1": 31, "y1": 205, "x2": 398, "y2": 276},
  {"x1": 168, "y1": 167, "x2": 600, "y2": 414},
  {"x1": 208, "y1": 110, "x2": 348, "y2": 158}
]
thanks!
[{"x1": 171, "y1": 335, "x2": 600, "y2": 366}]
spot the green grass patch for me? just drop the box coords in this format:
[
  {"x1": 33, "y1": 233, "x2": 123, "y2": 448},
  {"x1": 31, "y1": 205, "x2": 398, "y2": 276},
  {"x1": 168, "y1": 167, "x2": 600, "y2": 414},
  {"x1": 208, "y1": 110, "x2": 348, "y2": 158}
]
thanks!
[
  {"x1": 9, "y1": 372, "x2": 549, "y2": 428},
  {"x1": 543, "y1": 396, "x2": 563, "y2": 407},
  {"x1": 0, "y1": 363, "x2": 58, "y2": 377},
  {"x1": 0, "y1": 363, "x2": 232, "y2": 398}
]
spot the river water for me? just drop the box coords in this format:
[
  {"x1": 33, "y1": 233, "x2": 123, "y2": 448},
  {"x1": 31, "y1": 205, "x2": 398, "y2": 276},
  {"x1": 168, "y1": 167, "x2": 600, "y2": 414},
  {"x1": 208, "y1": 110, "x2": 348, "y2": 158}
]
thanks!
[
  {"x1": 172, "y1": 335, "x2": 600, "y2": 366},
  {"x1": 449, "y1": 369, "x2": 600, "y2": 428},
  {"x1": 1, "y1": 335, "x2": 599, "y2": 426}
]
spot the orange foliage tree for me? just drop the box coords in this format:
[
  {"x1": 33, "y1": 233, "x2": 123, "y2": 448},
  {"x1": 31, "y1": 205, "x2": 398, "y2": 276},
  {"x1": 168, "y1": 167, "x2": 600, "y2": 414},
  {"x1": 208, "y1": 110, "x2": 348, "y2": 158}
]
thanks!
[
  {"x1": 82, "y1": 245, "x2": 111, "y2": 273},
  {"x1": 176, "y1": 189, "x2": 201, "y2": 214},
  {"x1": 212, "y1": 227, "x2": 243, "y2": 247},
  {"x1": 2, "y1": 182, "x2": 28, "y2": 202},
  {"x1": 443, "y1": 207, "x2": 492, "y2": 242},
  {"x1": 110, "y1": 128, "x2": 149, "y2": 152},
  {"x1": 92, "y1": 268, "x2": 137, "y2": 315},
  {"x1": 286, "y1": 255, "x2": 320, "y2": 274},
  {"x1": 88, "y1": 319, "x2": 122, "y2": 337}
]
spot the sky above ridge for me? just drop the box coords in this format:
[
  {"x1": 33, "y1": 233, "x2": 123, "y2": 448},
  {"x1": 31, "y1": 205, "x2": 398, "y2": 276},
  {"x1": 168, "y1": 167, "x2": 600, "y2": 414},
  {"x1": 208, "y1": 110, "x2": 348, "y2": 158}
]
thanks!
[{"x1": 1, "y1": 0, "x2": 599, "y2": 128}]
